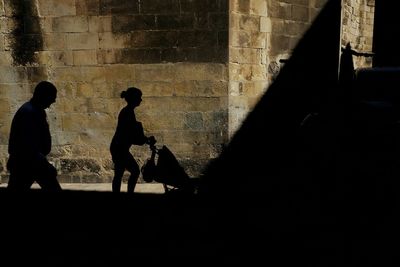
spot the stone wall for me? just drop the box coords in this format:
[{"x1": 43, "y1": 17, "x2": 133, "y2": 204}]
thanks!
[
  {"x1": 0, "y1": 0, "x2": 229, "y2": 183},
  {"x1": 341, "y1": 0, "x2": 375, "y2": 69},
  {"x1": 228, "y1": 0, "x2": 327, "y2": 136},
  {"x1": 0, "y1": 0, "x2": 381, "y2": 184}
]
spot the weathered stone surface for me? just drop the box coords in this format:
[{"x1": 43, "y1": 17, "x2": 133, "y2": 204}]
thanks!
[
  {"x1": 60, "y1": 158, "x2": 101, "y2": 173},
  {"x1": 140, "y1": 0, "x2": 180, "y2": 14},
  {"x1": 76, "y1": 0, "x2": 100, "y2": 16},
  {"x1": 0, "y1": 0, "x2": 375, "y2": 182},
  {"x1": 99, "y1": 0, "x2": 139, "y2": 15},
  {"x1": 112, "y1": 15, "x2": 156, "y2": 32}
]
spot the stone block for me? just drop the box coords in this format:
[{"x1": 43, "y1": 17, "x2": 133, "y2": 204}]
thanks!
[
  {"x1": 26, "y1": 67, "x2": 47, "y2": 82},
  {"x1": 52, "y1": 16, "x2": 89, "y2": 33},
  {"x1": 284, "y1": 21, "x2": 309, "y2": 36},
  {"x1": 169, "y1": 97, "x2": 222, "y2": 112},
  {"x1": 96, "y1": 49, "x2": 117, "y2": 64},
  {"x1": 42, "y1": 34, "x2": 67, "y2": 50},
  {"x1": 140, "y1": 0, "x2": 180, "y2": 14},
  {"x1": 55, "y1": 81, "x2": 77, "y2": 98},
  {"x1": 136, "y1": 97, "x2": 168, "y2": 114},
  {"x1": 184, "y1": 112, "x2": 204, "y2": 131},
  {"x1": 173, "y1": 80, "x2": 228, "y2": 97},
  {"x1": 291, "y1": 4, "x2": 309, "y2": 22},
  {"x1": 73, "y1": 50, "x2": 98, "y2": 65},
  {"x1": 260, "y1": 16, "x2": 272, "y2": 33},
  {"x1": 37, "y1": 0, "x2": 76, "y2": 16},
  {"x1": 289, "y1": 36, "x2": 301, "y2": 50},
  {"x1": 157, "y1": 15, "x2": 195, "y2": 30},
  {"x1": 89, "y1": 16, "x2": 112, "y2": 32},
  {"x1": 160, "y1": 47, "x2": 197, "y2": 63},
  {"x1": 36, "y1": 51, "x2": 73, "y2": 66},
  {"x1": 134, "y1": 81, "x2": 174, "y2": 97},
  {"x1": 79, "y1": 66, "x2": 107, "y2": 83},
  {"x1": 209, "y1": 13, "x2": 229, "y2": 30},
  {"x1": 238, "y1": 14, "x2": 260, "y2": 31},
  {"x1": 180, "y1": 0, "x2": 219, "y2": 12},
  {"x1": 230, "y1": 30, "x2": 251, "y2": 47},
  {"x1": 99, "y1": 0, "x2": 139, "y2": 15},
  {"x1": 76, "y1": 0, "x2": 100, "y2": 15},
  {"x1": 215, "y1": 46, "x2": 229, "y2": 63},
  {"x1": 178, "y1": 30, "x2": 217, "y2": 47},
  {"x1": 313, "y1": 0, "x2": 329, "y2": 8},
  {"x1": 0, "y1": 99, "x2": 10, "y2": 113},
  {"x1": 250, "y1": 32, "x2": 266, "y2": 48},
  {"x1": 229, "y1": 63, "x2": 267, "y2": 81},
  {"x1": 204, "y1": 110, "x2": 228, "y2": 131},
  {"x1": 269, "y1": 34, "x2": 291, "y2": 55},
  {"x1": 138, "y1": 110, "x2": 185, "y2": 131},
  {"x1": 0, "y1": 66, "x2": 26, "y2": 83},
  {"x1": 250, "y1": 0, "x2": 267, "y2": 15},
  {"x1": 116, "y1": 48, "x2": 161, "y2": 64},
  {"x1": 104, "y1": 65, "x2": 135, "y2": 81},
  {"x1": 0, "y1": 1, "x2": 4, "y2": 16},
  {"x1": 175, "y1": 63, "x2": 227, "y2": 82},
  {"x1": 135, "y1": 64, "x2": 175, "y2": 82},
  {"x1": 76, "y1": 83, "x2": 94, "y2": 98},
  {"x1": 23, "y1": 16, "x2": 42, "y2": 34},
  {"x1": 112, "y1": 15, "x2": 156, "y2": 32},
  {"x1": 67, "y1": 33, "x2": 98, "y2": 50},
  {"x1": 281, "y1": 0, "x2": 309, "y2": 6},
  {"x1": 86, "y1": 112, "x2": 114, "y2": 130},
  {"x1": 268, "y1": 1, "x2": 292, "y2": 19},
  {"x1": 38, "y1": 17, "x2": 53, "y2": 33},
  {"x1": 53, "y1": 67, "x2": 82, "y2": 82},
  {"x1": 195, "y1": 46, "x2": 221, "y2": 63},
  {"x1": 61, "y1": 114, "x2": 89, "y2": 132},
  {"x1": 90, "y1": 81, "x2": 114, "y2": 99},
  {"x1": 131, "y1": 31, "x2": 179, "y2": 48},
  {"x1": 194, "y1": 13, "x2": 209, "y2": 29},
  {"x1": 230, "y1": 47, "x2": 261, "y2": 64},
  {"x1": 0, "y1": 34, "x2": 5, "y2": 50},
  {"x1": 231, "y1": 0, "x2": 251, "y2": 14},
  {"x1": 99, "y1": 32, "x2": 129, "y2": 49},
  {"x1": 0, "y1": 51, "x2": 13, "y2": 65}
]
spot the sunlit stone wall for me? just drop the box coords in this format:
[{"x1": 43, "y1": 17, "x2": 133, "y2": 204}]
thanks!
[{"x1": 0, "y1": 0, "x2": 228, "y2": 183}]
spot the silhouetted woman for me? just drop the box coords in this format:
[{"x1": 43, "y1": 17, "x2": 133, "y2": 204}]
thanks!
[{"x1": 110, "y1": 87, "x2": 156, "y2": 193}]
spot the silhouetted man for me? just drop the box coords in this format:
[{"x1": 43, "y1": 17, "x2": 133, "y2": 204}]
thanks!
[{"x1": 7, "y1": 81, "x2": 61, "y2": 191}]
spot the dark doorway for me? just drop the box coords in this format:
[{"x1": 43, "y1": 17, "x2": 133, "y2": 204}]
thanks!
[{"x1": 372, "y1": 1, "x2": 400, "y2": 67}]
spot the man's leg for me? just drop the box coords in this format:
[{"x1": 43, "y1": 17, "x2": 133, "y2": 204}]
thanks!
[
  {"x1": 7, "y1": 171, "x2": 35, "y2": 191},
  {"x1": 7, "y1": 158, "x2": 34, "y2": 191},
  {"x1": 34, "y1": 160, "x2": 61, "y2": 192}
]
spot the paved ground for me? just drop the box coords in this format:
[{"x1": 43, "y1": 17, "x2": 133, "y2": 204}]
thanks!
[{"x1": 0, "y1": 182, "x2": 166, "y2": 193}]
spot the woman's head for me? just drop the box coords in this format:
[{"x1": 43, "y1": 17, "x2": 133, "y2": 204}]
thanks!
[{"x1": 121, "y1": 87, "x2": 142, "y2": 107}]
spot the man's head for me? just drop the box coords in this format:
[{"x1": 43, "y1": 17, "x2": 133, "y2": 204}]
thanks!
[{"x1": 32, "y1": 81, "x2": 57, "y2": 109}]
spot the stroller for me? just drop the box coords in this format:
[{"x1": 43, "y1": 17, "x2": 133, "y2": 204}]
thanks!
[{"x1": 141, "y1": 143, "x2": 198, "y2": 194}]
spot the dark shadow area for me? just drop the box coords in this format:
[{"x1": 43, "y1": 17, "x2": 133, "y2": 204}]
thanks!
[
  {"x1": 2, "y1": 1, "x2": 400, "y2": 266},
  {"x1": 198, "y1": 0, "x2": 400, "y2": 265},
  {"x1": 9, "y1": 0, "x2": 44, "y2": 65},
  {"x1": 372, "y1": 1, "x2": 400, "y2": 67},
  {"x1": 0, "y1": 189, "x2": 213, "y2": 266}
]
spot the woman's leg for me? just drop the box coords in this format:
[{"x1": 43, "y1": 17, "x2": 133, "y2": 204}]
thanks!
[
  {"x1": 126, "y1": 154, "x2": 140, "y2": 194},
  {"x1": 112, "y1": 163, "x2": 125, "y2": 193}
]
